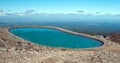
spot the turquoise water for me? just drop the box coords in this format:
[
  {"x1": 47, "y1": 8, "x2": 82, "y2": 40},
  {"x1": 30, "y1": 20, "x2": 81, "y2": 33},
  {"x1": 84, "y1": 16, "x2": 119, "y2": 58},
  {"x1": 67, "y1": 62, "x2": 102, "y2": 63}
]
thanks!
[{"x1": 9, "y1": 28, "x2": 103, "y2": 48}]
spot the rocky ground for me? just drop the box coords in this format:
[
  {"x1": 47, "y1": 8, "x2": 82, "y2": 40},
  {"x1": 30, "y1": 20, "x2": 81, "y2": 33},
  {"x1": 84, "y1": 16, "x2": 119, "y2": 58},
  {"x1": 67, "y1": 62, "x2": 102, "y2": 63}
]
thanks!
[
  {"x1": 0, "y1": 27, "x2": 120, "y2": 63},
  {"x1": 109, "y1": 33, "x2": 120, "y2": 44}
]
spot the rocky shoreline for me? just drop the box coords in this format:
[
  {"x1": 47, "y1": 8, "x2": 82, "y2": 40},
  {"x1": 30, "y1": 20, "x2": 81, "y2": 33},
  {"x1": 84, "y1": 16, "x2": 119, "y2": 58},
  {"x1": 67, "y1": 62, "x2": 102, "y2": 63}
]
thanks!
[{"x1": 0, "y1": 26, "x2": 120, "y2": 63}]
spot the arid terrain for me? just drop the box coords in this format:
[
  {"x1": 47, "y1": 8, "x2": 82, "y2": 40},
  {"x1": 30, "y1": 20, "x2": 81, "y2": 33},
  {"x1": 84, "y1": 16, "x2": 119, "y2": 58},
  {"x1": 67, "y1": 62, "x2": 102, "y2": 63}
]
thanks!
[
  {"x1": 109, "y1": 33, "x2": 120, "y2": 44},
  {"x1": 0, "y1": 27, "x2": 120, "y2": 63}
]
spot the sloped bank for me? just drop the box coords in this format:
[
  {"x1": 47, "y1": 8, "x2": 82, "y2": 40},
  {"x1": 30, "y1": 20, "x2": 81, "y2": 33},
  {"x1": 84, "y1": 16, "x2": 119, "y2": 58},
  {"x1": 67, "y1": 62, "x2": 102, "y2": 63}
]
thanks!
[{"x1": 0, "y1": 26, "x2": 120, "y2": 63}]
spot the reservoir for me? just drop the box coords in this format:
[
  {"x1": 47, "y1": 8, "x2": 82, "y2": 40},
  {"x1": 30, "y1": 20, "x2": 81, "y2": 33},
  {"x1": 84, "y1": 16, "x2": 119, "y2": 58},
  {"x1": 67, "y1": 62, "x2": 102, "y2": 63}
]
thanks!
[{"x1": 9, "y1": 28, "x2": 103, "y2": 48}]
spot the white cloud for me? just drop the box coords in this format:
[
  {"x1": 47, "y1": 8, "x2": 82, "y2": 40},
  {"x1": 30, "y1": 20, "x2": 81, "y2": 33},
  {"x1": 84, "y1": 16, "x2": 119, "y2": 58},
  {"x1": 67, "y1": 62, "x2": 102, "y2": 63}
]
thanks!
[
  {"x1": 77, "y1": 10, "x2": 84, "y2": 13},
  {"x1": 0, "y1": 9, "x2": 120, "y2": 17},
  {"x1": 0, "y1": 10, "x2": 4, "y2": 13},
  {"x1": 114, "y1": 14, "x2": 120, "y2": 16},
  {"x1": 95, "y1": 12, "x2": 100, "y2": 14},
  {"x1": 7, "y1": 10, "x2": 12, "y2": 12},
  {"x1": 23, "y1": 10, "x2": 35, "y2": 15},
  {"x1": 0, "y1": 10, "x2": 4, "y2": 16}
]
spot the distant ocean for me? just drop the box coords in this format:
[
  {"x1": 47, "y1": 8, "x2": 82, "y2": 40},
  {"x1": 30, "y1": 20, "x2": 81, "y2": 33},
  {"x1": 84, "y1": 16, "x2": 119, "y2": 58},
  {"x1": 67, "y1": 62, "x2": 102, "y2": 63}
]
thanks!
[{"x1": 0, "y1": 17, "x2": 120, "y2": 35}]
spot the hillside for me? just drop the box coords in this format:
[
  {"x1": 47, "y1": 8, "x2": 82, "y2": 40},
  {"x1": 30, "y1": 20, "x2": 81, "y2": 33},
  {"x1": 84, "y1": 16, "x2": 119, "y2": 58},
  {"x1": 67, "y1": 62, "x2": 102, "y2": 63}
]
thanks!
[{"x1": 109, "y1": 33, "x2": 120, "y2": 44}]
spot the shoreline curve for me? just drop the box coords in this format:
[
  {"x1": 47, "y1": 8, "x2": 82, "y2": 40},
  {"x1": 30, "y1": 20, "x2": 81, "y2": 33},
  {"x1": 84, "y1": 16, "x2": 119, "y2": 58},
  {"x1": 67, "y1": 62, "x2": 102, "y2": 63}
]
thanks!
[{"x1": 8, "y1": 26, "x2": 104, "y2": 49}]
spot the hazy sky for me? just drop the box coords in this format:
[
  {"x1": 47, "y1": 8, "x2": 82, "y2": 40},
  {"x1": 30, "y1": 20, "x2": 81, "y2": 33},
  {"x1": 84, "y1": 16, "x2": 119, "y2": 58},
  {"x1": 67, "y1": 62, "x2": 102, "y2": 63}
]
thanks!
[{"x1": 0, "y1": 0, "x2": 120, "y2": 14}]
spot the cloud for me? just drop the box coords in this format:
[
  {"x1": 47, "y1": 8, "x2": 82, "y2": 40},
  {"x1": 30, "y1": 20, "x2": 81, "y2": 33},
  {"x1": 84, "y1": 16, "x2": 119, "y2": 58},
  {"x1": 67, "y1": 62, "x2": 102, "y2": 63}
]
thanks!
[
  {"x1": 0, "y1": 10, "x2": 4, "y2": 13},
  {"x1": 9, "y1": 10, "x2": 36, "y2": 16},
  {"x1": 76, "y1": 10, "x2": 85, "y2": 15},
  {"x1": 0, "y1": 10, "x2": 22, "y2": 16},
  {"x1": 114, "y1": 14, "x2": 120, "y2": 16},
  {"x1": 0, "y1": 9, "x2": 120, "y2": 17},
  {"x1": 11, "y1": 10, "x2": 36, "y2": 16},
  {"x1": 104, "y1": 13, "x2": 113, "y2": 16},
  {"x1": 0, "y1": 10, "x2": 4, "y2": 16},
  {"x1": 26, "y1": 10, "x2": 34, "y2": 13},
  {"x1": 77, "y1": 10, "x2": 84, "y2": 13},
  {"x1": 95, "y1": 12, "x2": 100, "y2": 14},
  {"x1": 24, "y1": 10, "x2": 35, "y2": 15},
  {"x1": 7, "y1": 10, "x2": 12, "y2": 12}
]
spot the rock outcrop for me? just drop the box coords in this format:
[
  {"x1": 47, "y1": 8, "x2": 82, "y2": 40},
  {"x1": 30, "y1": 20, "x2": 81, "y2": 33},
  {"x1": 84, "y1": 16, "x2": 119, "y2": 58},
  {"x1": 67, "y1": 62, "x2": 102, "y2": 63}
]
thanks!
[{"x1": 109, "y1": 33, "x2": 120, "y2": 44}]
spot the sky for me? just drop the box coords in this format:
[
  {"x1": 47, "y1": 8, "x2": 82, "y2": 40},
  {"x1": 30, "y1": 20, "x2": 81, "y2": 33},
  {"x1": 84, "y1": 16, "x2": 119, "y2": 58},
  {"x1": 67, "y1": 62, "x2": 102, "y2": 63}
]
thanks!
[{"x1": 0, "y1": 0, "x2": 120, "y2": 16}]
